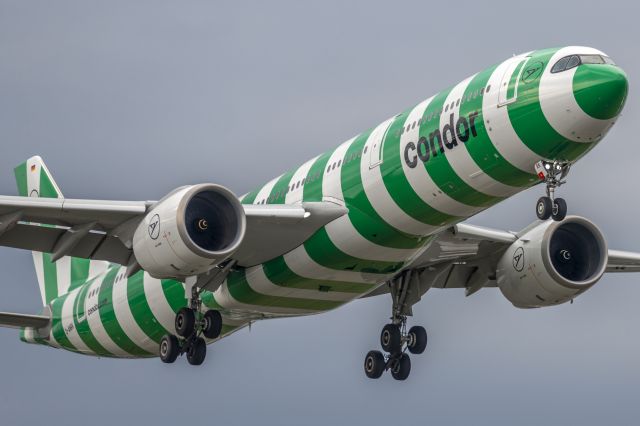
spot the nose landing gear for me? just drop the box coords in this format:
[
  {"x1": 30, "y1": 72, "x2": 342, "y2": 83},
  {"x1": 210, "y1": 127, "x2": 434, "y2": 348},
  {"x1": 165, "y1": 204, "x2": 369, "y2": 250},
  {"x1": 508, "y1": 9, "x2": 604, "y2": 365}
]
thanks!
[{"x1": 535, "y1": 160, "x2": 571, "y2": 221}]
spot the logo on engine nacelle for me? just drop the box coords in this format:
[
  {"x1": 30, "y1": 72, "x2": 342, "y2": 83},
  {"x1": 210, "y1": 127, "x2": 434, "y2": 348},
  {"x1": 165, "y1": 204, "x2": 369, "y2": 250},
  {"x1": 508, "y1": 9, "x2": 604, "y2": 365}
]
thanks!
[
  {"x1": 512, "y1": 247, "x2": 525, "y2": 272},
  {"x1": 148, "y1": 214, "x2": 160, "y2": 240}
]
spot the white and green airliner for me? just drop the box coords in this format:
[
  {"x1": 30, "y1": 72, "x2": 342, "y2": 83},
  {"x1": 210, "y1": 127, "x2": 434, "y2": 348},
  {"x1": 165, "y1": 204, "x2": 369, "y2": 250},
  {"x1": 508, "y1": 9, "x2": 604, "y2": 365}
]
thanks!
[{"x1": 0, "y1": 45, "x2": 636, "y2": 380}]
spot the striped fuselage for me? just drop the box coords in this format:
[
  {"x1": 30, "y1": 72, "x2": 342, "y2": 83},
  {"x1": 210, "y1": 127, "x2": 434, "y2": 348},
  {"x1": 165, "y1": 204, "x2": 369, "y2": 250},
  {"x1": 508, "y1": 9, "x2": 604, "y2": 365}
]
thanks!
[{"x1": 21, "y1": 46, "x2": 627, "y2": 357}]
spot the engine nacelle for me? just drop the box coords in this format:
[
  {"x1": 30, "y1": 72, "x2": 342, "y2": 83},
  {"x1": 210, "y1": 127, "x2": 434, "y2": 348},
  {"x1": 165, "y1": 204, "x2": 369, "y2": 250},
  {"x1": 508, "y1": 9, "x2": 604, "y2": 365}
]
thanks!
[
  {"x1": 132, "y1": 184, "x2": 246, "y2": 279},
  {"x1": 497, "y1": 216, "x2": 608, "y2": 308}
]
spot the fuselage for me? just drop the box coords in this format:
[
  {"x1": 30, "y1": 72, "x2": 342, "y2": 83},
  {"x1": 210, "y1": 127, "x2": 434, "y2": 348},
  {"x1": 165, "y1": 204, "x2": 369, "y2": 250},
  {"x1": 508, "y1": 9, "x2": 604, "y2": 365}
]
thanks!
[{"x1": 21, "y1": 46, "x2": 628, "y2": 358}]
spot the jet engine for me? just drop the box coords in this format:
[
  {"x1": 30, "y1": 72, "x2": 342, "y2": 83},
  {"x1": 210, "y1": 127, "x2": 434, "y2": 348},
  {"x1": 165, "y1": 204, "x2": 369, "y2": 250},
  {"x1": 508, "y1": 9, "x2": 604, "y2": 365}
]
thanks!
[
  {"x1": 497, "y1": 216, "x2": 608, "y2": 308},
  {"x1": 132, "y1": 184, "x2": 246, "y2": 279}
]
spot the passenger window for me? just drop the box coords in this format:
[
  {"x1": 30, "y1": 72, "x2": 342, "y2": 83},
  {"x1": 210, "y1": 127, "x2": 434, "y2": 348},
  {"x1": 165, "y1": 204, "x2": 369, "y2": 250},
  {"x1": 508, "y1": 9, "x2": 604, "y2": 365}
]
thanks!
[
  {"x1": 486, "y1": 84, "x2": 491, "y2": 93},
  {"x1": 364, "y1": 146, "x2": 368, "y2": 154},
  {"x1": 456, "y1": 99, "x2": 460, "y2": 106},
  {"x1": 337, "y1": 160, "x2": 342, "y2": 167},
  {"x1": 445, "y1": 104, "x2": 449, "y2": 112}
]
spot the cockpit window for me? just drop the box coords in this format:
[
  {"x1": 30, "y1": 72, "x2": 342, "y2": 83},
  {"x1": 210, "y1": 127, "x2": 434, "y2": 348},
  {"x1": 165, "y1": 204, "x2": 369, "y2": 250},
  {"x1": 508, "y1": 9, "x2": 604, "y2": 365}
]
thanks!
[
  {"x1": 580, "y1": 54, "x2": 605, "y2": 65},
  {"x1": 551, "y1": 54, "x2": 616, "y2": 73},
  {"x1": 551, "y1": 56, "x2": 570, "y2": 73}
]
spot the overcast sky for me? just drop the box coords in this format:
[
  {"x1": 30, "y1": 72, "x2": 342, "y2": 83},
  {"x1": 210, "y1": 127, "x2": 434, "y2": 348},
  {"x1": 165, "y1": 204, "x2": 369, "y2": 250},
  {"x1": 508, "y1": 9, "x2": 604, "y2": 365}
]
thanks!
[{"x1": 1, "y1": 1, "x2": 639, "y2": 425}]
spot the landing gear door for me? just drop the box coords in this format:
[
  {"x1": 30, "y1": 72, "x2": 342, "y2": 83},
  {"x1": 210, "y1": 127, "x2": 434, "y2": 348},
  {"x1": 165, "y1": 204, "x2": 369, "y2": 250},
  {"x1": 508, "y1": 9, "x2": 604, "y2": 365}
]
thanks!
[
  {"x1": 368, "y1": 118, "x2": 394, "y2": 169},
  {"x1": 498, "y1": 57, "x2": 529, "y2": 107}
]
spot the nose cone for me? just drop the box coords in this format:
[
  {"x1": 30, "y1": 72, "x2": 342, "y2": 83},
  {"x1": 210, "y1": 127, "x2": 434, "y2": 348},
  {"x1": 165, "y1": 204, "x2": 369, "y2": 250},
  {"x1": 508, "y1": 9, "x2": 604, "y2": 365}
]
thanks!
[{"x1": 573, "y1": 65, "x2": 628, "y2": 120}]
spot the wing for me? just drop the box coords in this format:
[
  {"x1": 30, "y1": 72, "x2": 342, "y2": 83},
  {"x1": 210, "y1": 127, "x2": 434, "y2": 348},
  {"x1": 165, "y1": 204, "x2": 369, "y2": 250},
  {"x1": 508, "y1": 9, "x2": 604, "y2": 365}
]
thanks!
[
  {"x1": 0, "y1": 312, "x2": 50, "y2": 329},
  {"x1": 364, "y1": 221, "x2": 640, "y2": 299},
  {"x1": 0, "y1": 195, "x2": 346, "y2": 268}
]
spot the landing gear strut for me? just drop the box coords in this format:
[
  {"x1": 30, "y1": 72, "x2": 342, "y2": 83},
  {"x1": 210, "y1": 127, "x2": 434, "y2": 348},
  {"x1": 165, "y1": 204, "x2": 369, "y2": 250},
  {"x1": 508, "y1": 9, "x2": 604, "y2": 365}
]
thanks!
[
  {"x1": 159, "y1": 282, "x2": 223, "y2": 366},
  {"x1": 364, "y1": 270, "x2": 429, "y2": 380},
  {"x1": 535, "y1": 160, "x2": 571, "y2": 221}
]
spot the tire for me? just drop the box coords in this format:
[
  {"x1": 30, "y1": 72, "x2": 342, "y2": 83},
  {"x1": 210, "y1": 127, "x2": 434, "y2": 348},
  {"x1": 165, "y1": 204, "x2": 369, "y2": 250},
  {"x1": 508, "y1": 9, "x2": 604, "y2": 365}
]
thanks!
[
  {"x1": 364, "y1": 350, "x2": 385, "y2": 379},
  {"x1": 187, "y1": 337, "x2": 207, "y2": 366},
  {"x1": 552, "y1": 198, "x2": 567, "y2": 221},
  {"x1": 407, "y1": 326, "x2": 428, "y2": 355},
  {"x1": 390, "y1": 353, "x2": 411, "y2": 381},
  {"x1": 202, "y1": 310, "x2": 223, "y2": 339},
  {"x1": 380, "y1": 324, "x2": 402, "y2": 353},
  {"x1": 536, "y1": 196, "x2": 552, "y2": 220},
  {"x1": 175, "y1": 307, "x2": 196, "y2": 337},
  {"x1": 159, "y1": 334, "x2": 180, "y2": 363}
]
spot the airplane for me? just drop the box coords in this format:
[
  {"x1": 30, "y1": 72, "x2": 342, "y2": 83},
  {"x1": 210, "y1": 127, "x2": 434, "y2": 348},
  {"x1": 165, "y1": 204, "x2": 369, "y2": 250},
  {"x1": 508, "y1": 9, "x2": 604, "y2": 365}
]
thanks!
[{"x1": 0, "y1": 45, "x2": 636, "y2": 381}]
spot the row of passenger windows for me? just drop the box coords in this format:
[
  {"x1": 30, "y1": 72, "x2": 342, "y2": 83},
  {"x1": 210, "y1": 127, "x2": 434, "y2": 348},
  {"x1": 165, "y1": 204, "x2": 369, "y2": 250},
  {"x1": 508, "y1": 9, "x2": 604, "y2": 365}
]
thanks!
[
  {"x1": 256, "y1": 146, "x2": 370, "y2": 204},
  {"x1": 397, "y1": 84, "x2": 491, "y2": 136},
  {"x1": 256, "y1": 84, "x2": 491, "y2": 205}
]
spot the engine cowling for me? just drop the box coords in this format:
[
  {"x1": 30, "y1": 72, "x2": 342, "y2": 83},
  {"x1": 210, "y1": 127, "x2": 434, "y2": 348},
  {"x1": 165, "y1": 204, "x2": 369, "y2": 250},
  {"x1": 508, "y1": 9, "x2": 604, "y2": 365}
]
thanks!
[
  {"x1": 132, "y1": 184, "x2": 246, "y2": 279},
  {"x1": 497, "y1": 216, "x2": 608, "y2": 308}
]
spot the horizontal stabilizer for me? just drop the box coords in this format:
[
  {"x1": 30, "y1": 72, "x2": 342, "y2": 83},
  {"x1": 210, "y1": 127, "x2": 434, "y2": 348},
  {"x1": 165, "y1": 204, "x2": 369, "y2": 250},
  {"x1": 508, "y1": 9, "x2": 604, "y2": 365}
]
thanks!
[{"x1": 0, "y1": 312, "x2": 50, "y2": 329}]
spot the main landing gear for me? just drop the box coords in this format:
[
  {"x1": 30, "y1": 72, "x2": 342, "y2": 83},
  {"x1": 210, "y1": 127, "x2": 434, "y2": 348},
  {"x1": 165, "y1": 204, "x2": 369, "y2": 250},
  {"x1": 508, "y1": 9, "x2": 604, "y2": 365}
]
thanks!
[
  {"x1": 364, "y1": 270, "x2": 429, "y2": 380},
  {"x1": 364, "y1": 321, "x2": 427, "y2": 380},
  {"x1": 534, "y1": 160, "x2": 571, "y2": 221},
  {"x1": 159, "y1": 284, "x2": 223, "y2": 366}
]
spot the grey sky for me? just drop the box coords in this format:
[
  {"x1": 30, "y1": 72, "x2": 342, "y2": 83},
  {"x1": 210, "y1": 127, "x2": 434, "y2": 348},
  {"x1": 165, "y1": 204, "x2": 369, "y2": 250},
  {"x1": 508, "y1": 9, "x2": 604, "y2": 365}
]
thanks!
[{"x1": 0, "y1": 1, "x2": 639, "y2": 425}]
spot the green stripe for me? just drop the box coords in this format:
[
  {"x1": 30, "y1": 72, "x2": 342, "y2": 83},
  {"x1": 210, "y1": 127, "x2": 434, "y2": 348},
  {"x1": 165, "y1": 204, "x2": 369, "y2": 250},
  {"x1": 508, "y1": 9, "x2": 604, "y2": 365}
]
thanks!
[
  {"x1": 14, "y1": 163, "x2": 27, "y2": 196},
  {"x1": 341, "y1": 131, "x2": 426, "y2": 248},
  {"x1": 98, "y1": 267, "x2": 151, "y2": 356},
  {"x1": 381, "y1": 110, "x2": 457, "y2": 226},
  {"x1": 508, "y1": 48, "x2": 593, "y2": 161},
  {"x1": 226, "y1": 268, "x2": 342, "y2": 311},
  {"x1": 39, "y1": 168, "x2": 59, "y2": 198},
  {"x1": 419, "y1": 88, "x2": 502, "y2": 207},
  {"x1": 73, "y1": 282, "x2": 112, "y2": 356},
  {"x1": 461, "y1": 65, "x2": 538, "y2": 187},
  {"x1": 42, "y1": 253, "x2": 58, "y2": 303},
  {"x1": 160, "y1": 279, "x2": 187, "y2": 314},
  {"x1": 128, "y1": 272, "x2": 169, "y2": 344},
  {"x1": 70, "y1": 258, "x2": 91, "y2": 290},
  {"x1": 263, "y1": 256, "x2": 373, "y2": 293},
  {"x1": 50, "y1": 294, "x2": 77, "y2": 352},
  {"x1": 241, "y1": 188, "x2": 259, "y2": 204}
]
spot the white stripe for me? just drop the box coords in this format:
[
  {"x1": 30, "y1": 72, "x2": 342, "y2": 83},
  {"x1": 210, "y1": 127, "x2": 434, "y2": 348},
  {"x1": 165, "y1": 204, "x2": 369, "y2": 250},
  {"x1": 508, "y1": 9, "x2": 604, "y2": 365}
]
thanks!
[
  {"x1": 88, "y1": 260, "x2": 109, "y2": 281},
  {"x1": 361, "y1": 117, "x2": 438, "y2": 236},
  {"x1": 244, "y1": 264, "x2": 356, "y2": 302},
  {"x1": 56, "y1": 256, "x2": 71, "y2": 296},
  {"x1": 112, "y1": 273, "x2": 158, "y2": 354},
  {"x1": 443, "y1": 75, "x2": 520, "y2": 197},
  {"x1": 285, "y1": 156, "x2": 318, "y2": 204},
  {"x1": 483, "y1": 56, "x2": 541, "y2": 173},
  {"x1": 283, "y1": 244, "x2": 386, "y2": 284},
  {"x1": 143, "y1": 273, "x2": 178, "y2": 333},
  {"x1": 253, "y1": 175, "x2": 281, "y2": 205},
  {"x1": 400, "y1": 98, "x2": 479, "y2": 217},
  {"x1": 26, "y1": 158, "x2": 41, "y2": 197},
  {"x1": 213, "y1": 280, "x2": 312, "y2": 315},
  {"x1": 85, "y1": 274, "x2": 130, "y2": 357},
  {"x1": 539, "y1": 46, "x2": 614, "y2": 142},
  {"x1": 60, "y1": 289, "x2": 92, "y2": 354}
]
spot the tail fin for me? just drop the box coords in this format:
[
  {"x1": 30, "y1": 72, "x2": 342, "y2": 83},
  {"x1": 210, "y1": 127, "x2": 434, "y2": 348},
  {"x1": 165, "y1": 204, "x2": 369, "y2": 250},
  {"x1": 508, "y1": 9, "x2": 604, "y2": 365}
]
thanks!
[{"x1": 14, "y1": 156, "x2": 109, "y2": 305}]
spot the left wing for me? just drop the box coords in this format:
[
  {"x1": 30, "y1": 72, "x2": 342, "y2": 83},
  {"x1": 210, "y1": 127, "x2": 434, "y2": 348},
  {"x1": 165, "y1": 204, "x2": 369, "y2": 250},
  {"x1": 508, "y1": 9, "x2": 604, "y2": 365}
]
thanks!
[{"x1": 0, "y1": 195, "x2": 346, "y2": 268}]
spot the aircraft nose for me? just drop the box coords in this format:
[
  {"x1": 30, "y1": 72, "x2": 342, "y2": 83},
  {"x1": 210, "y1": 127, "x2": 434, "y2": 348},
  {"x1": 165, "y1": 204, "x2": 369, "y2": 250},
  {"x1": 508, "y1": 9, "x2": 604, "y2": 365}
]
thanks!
[{"x1": 573, "y1": 64, "x2": 628, "y2": 120}]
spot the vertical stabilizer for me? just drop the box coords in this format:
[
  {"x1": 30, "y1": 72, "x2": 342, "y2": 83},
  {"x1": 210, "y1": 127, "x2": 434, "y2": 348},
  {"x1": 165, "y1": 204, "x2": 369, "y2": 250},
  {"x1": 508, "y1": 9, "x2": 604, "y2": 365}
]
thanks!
[{"x1": 14, "y1": 156, "x2": 109, "y2": 305}]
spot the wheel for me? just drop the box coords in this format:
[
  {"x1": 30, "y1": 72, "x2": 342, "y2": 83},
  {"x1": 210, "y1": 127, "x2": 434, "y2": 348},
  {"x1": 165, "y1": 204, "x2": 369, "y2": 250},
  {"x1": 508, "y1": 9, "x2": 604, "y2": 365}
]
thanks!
[
  {"x1": 536, "y1": 196, "x2": 552, "y2": 220},
  {"x1": 551, "y1": 198, "x2": 567, "y2": 221},
  {"x1": 159, "y1": 334, "x2": 180, "y2": 363},
  {"x1": 363, "y1": 350, "x2": 386, "y2": 379},
  {"x1": 202, "y1": 310, "x2": 223, "y2": 339},
  {"x1": 390, "y1": 353, "x2": 411, "y2": 381},
  {"x1": 186, "y1": 337, "x2": 207, "y2": 365},
  {"x1": 407, "y1": 326, "x2": 428, "y2": 354},
  {"x1": 380, "y1": 324, "x2": 402, "y2": 353},
  {"x1": 175, "y1": 307, "x2": 196, "y2": 337}
]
